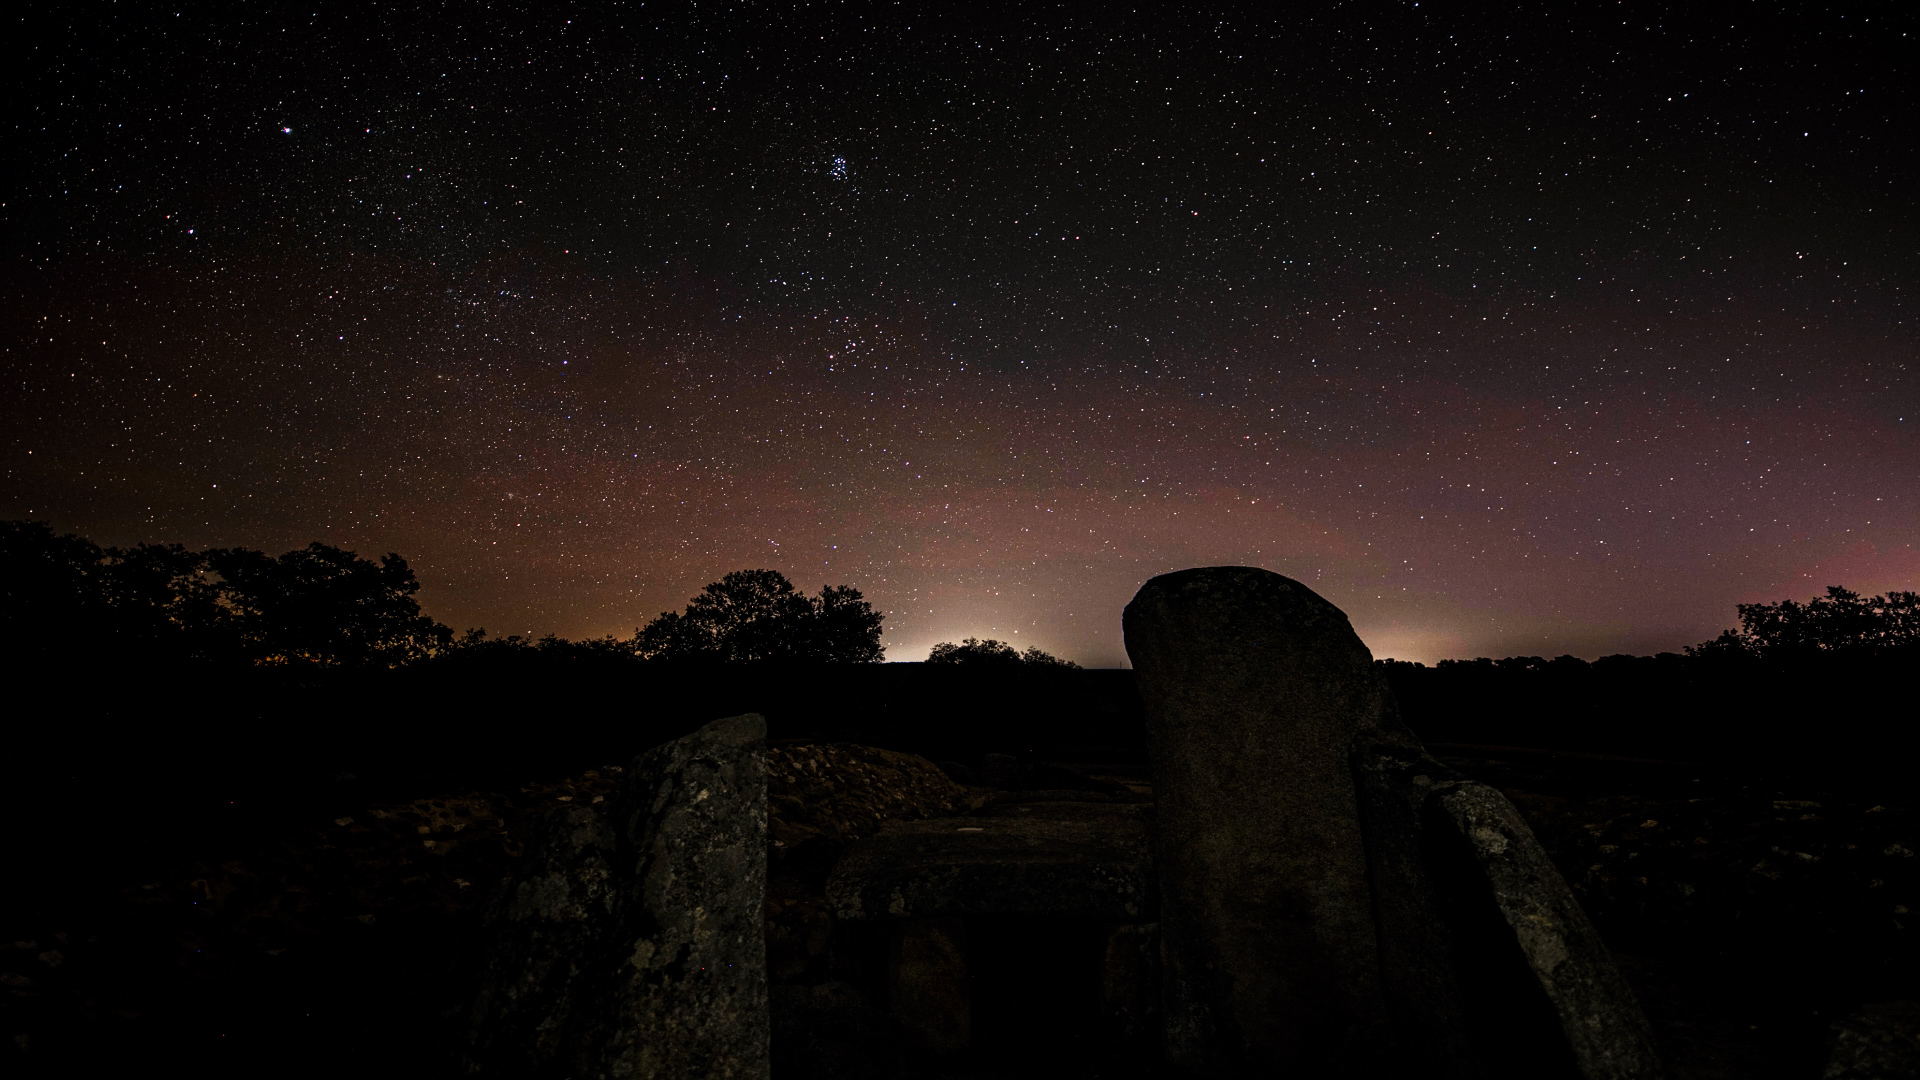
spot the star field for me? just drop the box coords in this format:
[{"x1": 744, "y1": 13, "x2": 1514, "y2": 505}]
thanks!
[{"x1": 5, "y1": 2, "x2": 1917, "y2": 663}]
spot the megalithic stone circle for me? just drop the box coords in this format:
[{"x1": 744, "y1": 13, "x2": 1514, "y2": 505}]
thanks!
[
  {"x1": 464, "y1": 713, "x2": 770, "y2": 1080},
  {"x1": 1125, "y1": 566, "x2": 1664, "y2": 1079}
]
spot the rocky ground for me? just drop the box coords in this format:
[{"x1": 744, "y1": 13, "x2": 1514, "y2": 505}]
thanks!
[{"x1": 3, "y1": 743, "x2": 1914, "y2": 1077}]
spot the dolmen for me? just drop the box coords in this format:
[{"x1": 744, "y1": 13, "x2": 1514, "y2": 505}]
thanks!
[
  {"x1": 461, "y1": 567, "x2": 1663, "y2": 1078},
  {"x1": 1126, "y1": 566, "x2": 1663, "y2": 1078}
]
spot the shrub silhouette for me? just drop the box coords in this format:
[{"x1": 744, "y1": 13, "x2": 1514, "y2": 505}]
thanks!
[
  {"x1": 633, "y1": 568, "x2": 884, "y2": 663},
  {"x1": 1, "y1": 520, "x2": 450, "y2": 669},
  {"x1": 925, "y1": 637, "x2": 1079, "y2": 669},
  {"x1": 1689, "y1": 585, "x2": 1920, "y2": 658},
  {"x1": 205, "y1": 543, "x2": 450, "y2": 667}
]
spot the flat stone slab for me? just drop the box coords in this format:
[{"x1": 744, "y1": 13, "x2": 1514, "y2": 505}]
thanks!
[
  {"x1": 971, "y1": 800, "x2": 1153, "y2": 823},
  {"x1": 827, "y1": 806, "x2": 1154, "y2": 921}
]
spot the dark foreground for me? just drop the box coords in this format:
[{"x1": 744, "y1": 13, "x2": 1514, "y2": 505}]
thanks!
[{"x1": 4, "y1": 732, "x2": 1915, "y2": 1079}]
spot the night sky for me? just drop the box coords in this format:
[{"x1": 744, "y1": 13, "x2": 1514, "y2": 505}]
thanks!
[{"x1": 6, "y1": 2, "x2": 1916, "y2": 665}]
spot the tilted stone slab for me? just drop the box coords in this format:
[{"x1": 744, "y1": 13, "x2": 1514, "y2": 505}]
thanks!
[
  {"x1": 1823, "y1": 1001, "x2": 1920, "y2": 1080},
  {"x1": 826, "y1": 807, "x2": 1154, "y2": 921},
  {"x1": 1434, "y1": 781, "x2": 1665, "y2": 1080}
]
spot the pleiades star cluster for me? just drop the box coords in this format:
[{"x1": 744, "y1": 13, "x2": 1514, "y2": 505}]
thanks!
[{"x1": 6, "y1": 2, "x2": 1916, "y2": 663}]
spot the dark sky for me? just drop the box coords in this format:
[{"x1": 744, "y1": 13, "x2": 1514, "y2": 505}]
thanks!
[{"x1": 6, "y1": 1, "x2": 1916, "y2": 664}]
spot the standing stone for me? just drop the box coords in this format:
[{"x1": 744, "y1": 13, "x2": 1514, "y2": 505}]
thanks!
[
  {"x1": 465, "y1": 713, "x2": 770, "y2": 1080},
  {"x1": 1123, "y1": 566, "x2": 1396, "y2": 1075},
  {"x1": 1127, "y1": 566, "x2": 1664, "y2": 1080},
  {"x1": 583, "y1": 712, "x2": 770, "y2": 1079}
]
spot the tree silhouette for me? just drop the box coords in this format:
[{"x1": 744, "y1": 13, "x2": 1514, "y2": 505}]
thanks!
[
  {"x1": 3, "y1": 520, "x2": 115, "y2": 658},
  {"x1": 1689, "y1": 585, "x2": 1920, "y2": 658},
  {"x1": 925, "y1": 637, "x2": 1079, "y2": 669},
  {"x1": 3, "y1": 521, "x2": 223, "y2": 663},
  {"x1": 2, "y1": 522, "x2": 451, "y2": 669},
  {"x1": 633, "y1": 569, "x2": 884, "y2": 663},
  {"x1": 208, "y1": 542, "x2": 452, "y2": 668}
]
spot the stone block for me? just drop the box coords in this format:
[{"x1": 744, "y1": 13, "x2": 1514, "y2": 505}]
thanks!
[
  {"x1": 1124, "y1": 566, "x2": 1396, "y2": 1075},
  {"x1": 826, "y1": 808, "x2": 1153, "y2": 922},
  {"x1": 1433, "y1": 782, "x2": 1666, "y2": 1080},
  {"x1": 463, "y1": 804, "x2": 620, "y2": 1074},
  {"x1": 1125, "y1": 566, "x2": 1664, "y2": 1078},
  {"x1": 464, "y1": 713, "x2": 770, "y2": 1080}
]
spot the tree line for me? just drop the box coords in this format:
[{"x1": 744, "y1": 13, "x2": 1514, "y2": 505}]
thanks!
[
  {"x1": 8, "y1": 519, "x2": 1908, "y2": 676},
  {"x1": 0, "y1": 522, "x2": 1077, "y2": 671},
  {"x1": 2, "y1": 520, "x2": 448, "y2": 669},
  {"x1": 1686, "y1": 585, "x2": 1920, "y2": 659}
]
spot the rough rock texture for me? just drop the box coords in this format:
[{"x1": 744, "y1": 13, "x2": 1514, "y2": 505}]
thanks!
[
  {"x1": 1123, "y1": 566, "x2": 1396, "y2": 1075},
  {"x1": 463, "y1": 804, "x2": 620, "y2": 1074},
  {"x1": 763, "y1": 742, "x2": 969, "y2": 984},
  {"x1": 1435, "y1": 781, "x2": 1664, "y2": 1080},
  {"x1": 465, "y1": 713, "x2": 770, "y2": 1080},
  {"x1": 1824, "y1": 1001, "x2": 1920, "y2": 1079},
  {"x1": 1354, "y1": 736, "x2": 1667, "y2": 1079},
  {"x1": 765, "y1": 742, "x2": 969, "y2": 878},
  {"x1": 584, "y1": 712, "x2": 770, "y2": 1080},
  {"x1": 826, "y1": 807, "x2": 1154, "y2": 922}
]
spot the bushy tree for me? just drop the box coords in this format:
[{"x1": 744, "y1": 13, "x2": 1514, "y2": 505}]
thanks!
[
  {"x1": 925, "y1": 637, "x2": 1079, "y2": 669},
  {"x1": 1, "y1": 521, "x2": 451, "y2": 669},
  {"x1": 633, "y1": 569, "x2": 884, "y2": 663},
  {"x1": 3, "y1": 521, "x2": 225, "y2": 662},
  {"x1": 1689, "y1": 585, "x2": 1920, "y2": 658},
  {"x1": 207, "y1": 542, "x2": 451, "y2": 667}
]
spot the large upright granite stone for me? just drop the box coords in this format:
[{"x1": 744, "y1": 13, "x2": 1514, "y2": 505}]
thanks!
[
  {"x1": 1124, "y1": 567, "x2": 1395, "y2": 1075},
  {"x1": 586, "y1": 711, "x2": 770, "y2": 1079},
  {"x1": 465, "y1": 713, "x2": 770, "y2": 1080},
  {"x1": 1125, "y1": 567, "x2": 1664, "y2": 1079}
]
